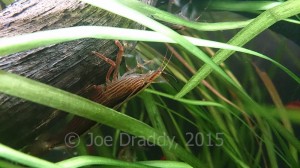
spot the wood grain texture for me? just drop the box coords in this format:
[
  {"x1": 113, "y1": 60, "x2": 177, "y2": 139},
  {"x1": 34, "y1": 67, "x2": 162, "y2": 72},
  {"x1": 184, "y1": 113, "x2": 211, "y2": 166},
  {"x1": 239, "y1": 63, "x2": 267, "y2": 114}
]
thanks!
[{"x1": 0, "y1": 0, "x2": 156, "y2": 148}]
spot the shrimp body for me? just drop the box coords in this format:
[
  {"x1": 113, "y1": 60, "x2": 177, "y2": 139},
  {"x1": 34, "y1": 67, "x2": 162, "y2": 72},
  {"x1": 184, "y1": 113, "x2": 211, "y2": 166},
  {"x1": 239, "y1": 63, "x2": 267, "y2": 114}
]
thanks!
[{"x1": 27, "y1": 41, "x2": 165, "y2": 155}]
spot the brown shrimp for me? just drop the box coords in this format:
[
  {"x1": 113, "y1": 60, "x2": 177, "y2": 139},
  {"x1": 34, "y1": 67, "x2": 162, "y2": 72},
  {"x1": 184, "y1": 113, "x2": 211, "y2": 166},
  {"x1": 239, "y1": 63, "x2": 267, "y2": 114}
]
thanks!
[{"x1": 27, "y1": 40, "x2": 167, "y2": 155}]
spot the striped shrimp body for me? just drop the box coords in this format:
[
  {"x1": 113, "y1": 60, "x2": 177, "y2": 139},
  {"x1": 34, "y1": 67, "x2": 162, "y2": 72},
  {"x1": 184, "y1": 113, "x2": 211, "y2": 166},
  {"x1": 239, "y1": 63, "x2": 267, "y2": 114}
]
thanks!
[
  {"x1": 27, "y1": 40, "x2": 166, "y2": 155},
  {"x1": 92, "y1": 69, "x2": 162, "y2": 108},
  {"x1": 90, "y1": 40, "x2": 165, "y2": 108}
]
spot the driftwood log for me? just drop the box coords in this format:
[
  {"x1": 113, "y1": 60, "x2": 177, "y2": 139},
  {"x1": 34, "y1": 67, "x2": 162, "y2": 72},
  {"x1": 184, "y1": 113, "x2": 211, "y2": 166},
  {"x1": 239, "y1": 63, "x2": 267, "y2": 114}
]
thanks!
[{"x1": 0, "y1": 0, "x2": 156, "y2": 149}]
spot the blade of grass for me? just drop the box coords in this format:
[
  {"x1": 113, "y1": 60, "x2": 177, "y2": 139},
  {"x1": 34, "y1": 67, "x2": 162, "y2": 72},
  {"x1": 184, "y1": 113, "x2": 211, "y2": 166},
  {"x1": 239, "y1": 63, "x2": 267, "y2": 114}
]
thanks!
[
  {"x1": 56, "y1": 156, "x2": 154, "y2": 168},
  {"x1": 176, "y1": 0, "x2": 300, "y2": 98},
  {"x1": 144, "y1": 90, "x2": 252, "y2": 167},
  {"x1": 209, "y1": 1, "x2": 282, "y2": 11},
  {"x1": 137, "y1": 160, "x2": 193, "y2": 168},
  {"x1": 266, "y1": 117, "x2": 300, "y2": 152},
  {"x1": 119, "y1": 0, "x2": 254, "y2": 31},
  {"x1": 0, "y1": 143, "x2": 61, "y2": 168},
  {"x1": 58, "y1": 156, "x2": 194, "y2": 168},
  {"x1": 0, "y1": 26, "x2": 261, "y2": 56},
  {"x1": 249, "y1": 106, "x2": 300, "y2": 152},
  {"x1": 1, "y1": 26, "x2": 298, "y2": 84},
  {"x1": 0, "y1": 70, "x2": 204, "y2": 168},
  {"x1": 153, "y1": 98, "x2": 193, "y2": 153},
  {"x1": 273, "y1": 129, "x2": 298, "y2": 167},
  {"x1": 0, "y1": 160, "x2": 24, "y2": 168},
  {"x1": 141, "y1": 92, "x2": 176, "y2": 160},
  {"x1": 145, "y1": 89, "x2": 225, "y2": 108},
  {"x1": 253, "y1": 64, "x2": 293, "y2": 132},
  {"x1": 253, "y1": 63, "x2": 298, "y2": 161},
  {"x1": 208, "y1": 1, "x2": 300, "y2": 24},
  {"x1": 261, "y1": 123, "x2": 278, "y2": 168}
]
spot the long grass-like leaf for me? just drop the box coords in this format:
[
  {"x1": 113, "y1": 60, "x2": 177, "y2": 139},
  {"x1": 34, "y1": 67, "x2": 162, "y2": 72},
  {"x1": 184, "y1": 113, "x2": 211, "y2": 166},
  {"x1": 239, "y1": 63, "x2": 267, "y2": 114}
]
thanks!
[
  {"x1": 176, "y1": 0, "x2": 300, "y2": 98},
  {"x1": 209, "y1": 1, "x2": 282, "y2": 11},
  {"x1": 145, "y1": 89, "x2": 225, "y2": 108},
  {"x1": 56, "y1": 156, "x2": 153, "y2": 168},
  {"x1": 1, "y1": 26, "x2": 298, "y2": 84},
  {"x1": 0, "y1": 27, "x2": 267, "y2": 56},
  {"x1": 118, "y1": 0, "x2": 253, "y2": 31},
  {"x1": 57, "y1": 156, "x2": 193, "y2": 168},
  {"x1": 141, "y1": 92, "x2": 176, "y2": 160},
  {"x1": 0, "y1": 144, "x2": 60, "y2": 168},
  {"x1": 0, "y1": 70, "x2": 204, "y2": 167}
]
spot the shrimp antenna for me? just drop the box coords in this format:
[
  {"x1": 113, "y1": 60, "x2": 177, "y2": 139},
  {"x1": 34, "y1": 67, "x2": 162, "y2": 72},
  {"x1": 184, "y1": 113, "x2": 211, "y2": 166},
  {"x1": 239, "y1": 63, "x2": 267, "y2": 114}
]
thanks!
[
  {"x1": 156, "y1": 49, "x2": 177, "y2": 83},
  {"x1": 160, "y1": 48, "x2": 173, "y2": 72}
]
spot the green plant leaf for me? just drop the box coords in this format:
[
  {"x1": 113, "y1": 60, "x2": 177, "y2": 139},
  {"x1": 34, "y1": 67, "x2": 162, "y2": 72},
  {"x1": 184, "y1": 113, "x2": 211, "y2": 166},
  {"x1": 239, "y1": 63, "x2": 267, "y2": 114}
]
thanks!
[
  {"x1": 175, "y1": 0, "x2": 300, "y2": 98},
  {"x1": 0, "y1": 143, "x2": 60, "y2": 168},
  {"x1": 118, "y1": 0, "x2": 254, "y2": 31},
  {"x1": 0, "y1": 70, "x2": 204, "y2": 167}
]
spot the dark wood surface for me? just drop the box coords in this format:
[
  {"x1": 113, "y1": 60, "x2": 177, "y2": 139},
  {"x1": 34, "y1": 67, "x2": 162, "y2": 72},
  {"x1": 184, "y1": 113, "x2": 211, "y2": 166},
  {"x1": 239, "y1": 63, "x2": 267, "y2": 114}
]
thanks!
[{"x1": 0, "y1": 0, "x2": 156, "y2": 149}]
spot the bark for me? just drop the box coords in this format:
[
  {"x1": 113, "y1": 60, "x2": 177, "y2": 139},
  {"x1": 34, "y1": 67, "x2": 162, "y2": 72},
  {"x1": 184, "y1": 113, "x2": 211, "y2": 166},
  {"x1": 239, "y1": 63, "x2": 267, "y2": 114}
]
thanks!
[{"x1": 0, "y1": 0, "x2": 156, "y2": 148}]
